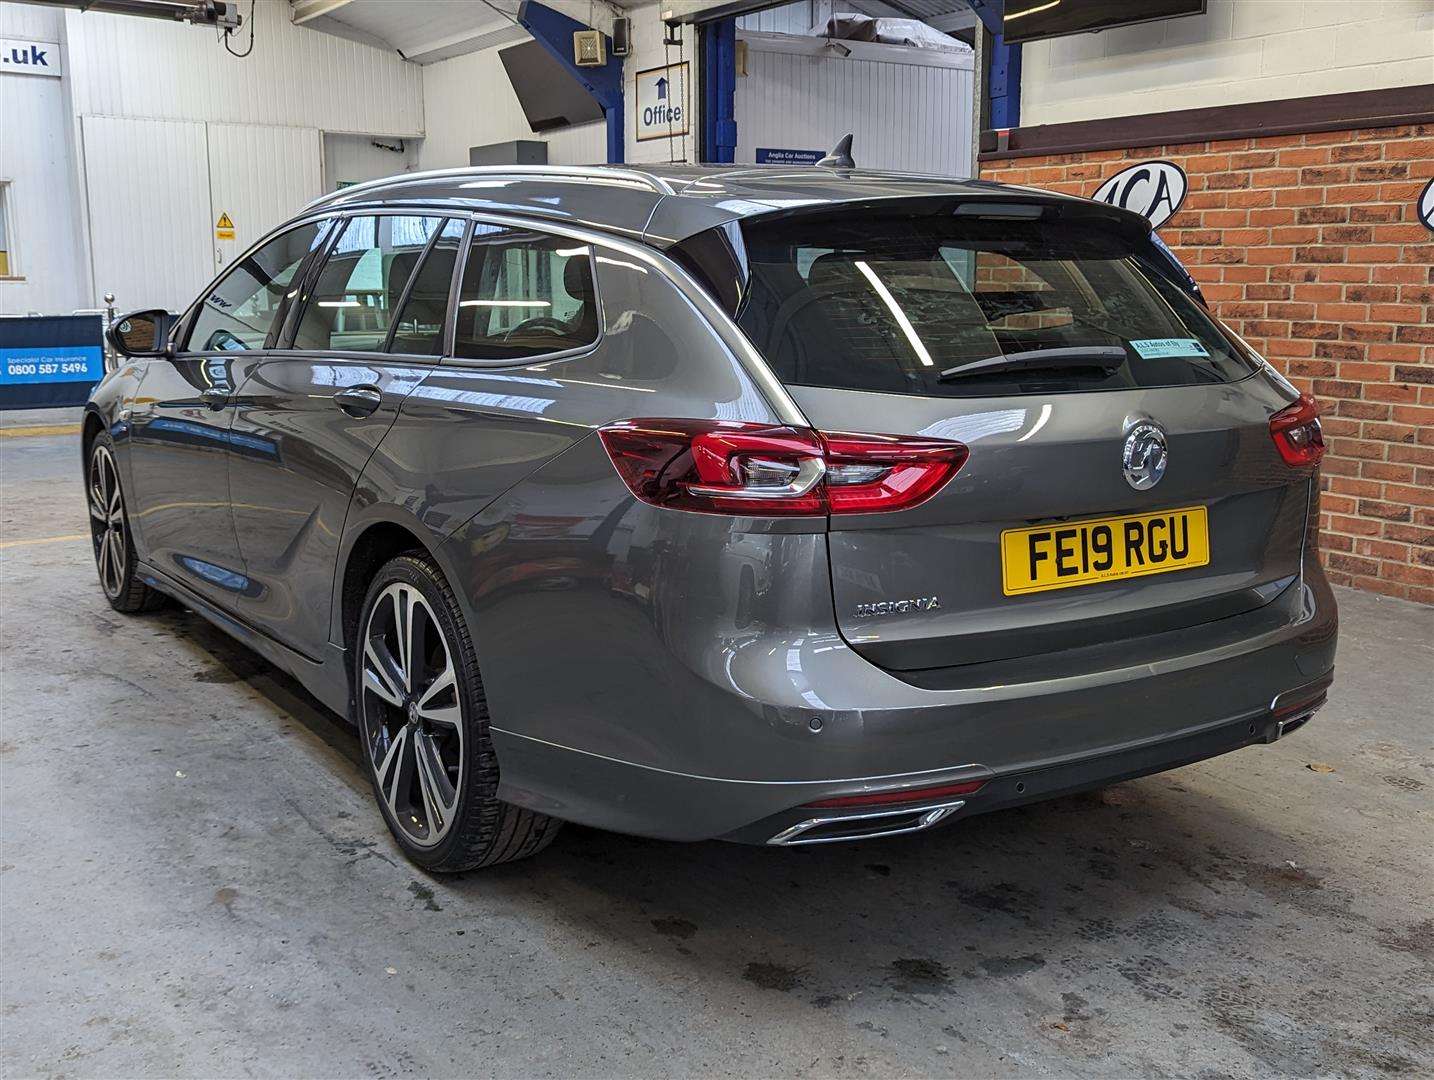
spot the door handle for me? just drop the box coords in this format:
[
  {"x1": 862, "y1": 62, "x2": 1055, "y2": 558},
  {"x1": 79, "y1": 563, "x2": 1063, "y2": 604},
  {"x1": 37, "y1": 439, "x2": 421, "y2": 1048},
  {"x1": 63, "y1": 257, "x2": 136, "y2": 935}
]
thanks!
[
  {"x1": 201, "y1": 388, "x2": 229, "y2": 411},
  {"x1": 333, "y1": 385, "x2": 382, "y2": 418}
]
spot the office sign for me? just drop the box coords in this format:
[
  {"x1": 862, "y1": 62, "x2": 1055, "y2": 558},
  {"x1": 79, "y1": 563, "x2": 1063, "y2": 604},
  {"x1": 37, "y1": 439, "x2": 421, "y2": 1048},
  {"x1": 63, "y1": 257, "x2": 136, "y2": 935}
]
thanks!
[
  {"x1": 635, "y1": 61, "x2": 688, "y2": 142},
  {"x1": 756, "y1": 147, "x2": 824, "y2": 165},
  {"x1": 1, "y1": 38, "x2": 61, "y2": 78},
  {"x1": 0, "y1": 314, "x2": 104, "y2": 409},
  {"x1": 1092, "y1": 160, "x2": 1188, "y2": 230}
]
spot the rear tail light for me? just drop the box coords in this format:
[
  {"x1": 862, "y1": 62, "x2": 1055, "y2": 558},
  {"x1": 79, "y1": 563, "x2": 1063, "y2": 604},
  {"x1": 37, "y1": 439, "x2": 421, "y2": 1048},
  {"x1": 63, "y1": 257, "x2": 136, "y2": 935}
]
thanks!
[
  {"x1": 1269, "y1": 393, "x2": 1325, "y2": 467},
  {"x1": 803, "y1": 779, "x2": 987, "y2": 809},
  {"x1": 598, "y1": 419, "x2": 967, "y2": 517}
]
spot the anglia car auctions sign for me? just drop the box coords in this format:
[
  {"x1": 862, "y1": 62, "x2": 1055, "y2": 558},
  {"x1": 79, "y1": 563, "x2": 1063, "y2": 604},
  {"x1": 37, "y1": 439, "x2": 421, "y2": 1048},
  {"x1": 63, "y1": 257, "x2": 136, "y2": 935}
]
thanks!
[{"x1": 1092, "y1": 160, "x2": 1188, "y2": 230}]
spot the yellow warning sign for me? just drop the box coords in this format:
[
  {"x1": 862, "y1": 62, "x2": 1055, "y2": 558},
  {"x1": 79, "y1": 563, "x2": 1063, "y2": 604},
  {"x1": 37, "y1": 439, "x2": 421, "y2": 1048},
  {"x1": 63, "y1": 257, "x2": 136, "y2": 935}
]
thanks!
[{"x1": 215, "y1": 212, "x2": 235, "y2": 241}]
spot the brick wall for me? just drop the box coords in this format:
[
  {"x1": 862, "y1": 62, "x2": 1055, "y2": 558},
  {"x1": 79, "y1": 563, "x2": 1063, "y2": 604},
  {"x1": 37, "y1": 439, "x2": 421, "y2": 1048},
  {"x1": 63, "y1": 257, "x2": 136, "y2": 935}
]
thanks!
[{"x1": 981, "y1": 124, "x2": 1434, "y2": 604}]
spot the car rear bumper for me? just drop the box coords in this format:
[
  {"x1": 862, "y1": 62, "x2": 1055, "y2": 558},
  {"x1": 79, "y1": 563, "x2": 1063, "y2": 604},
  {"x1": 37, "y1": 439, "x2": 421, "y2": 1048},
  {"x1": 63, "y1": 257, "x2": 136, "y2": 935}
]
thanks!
[
  {"x1": 491, "y1": 564, "x2": 1337, "y2": 844},
  {"x1": 727, "y1": 672, "x2": 1331, "y2": 845}
]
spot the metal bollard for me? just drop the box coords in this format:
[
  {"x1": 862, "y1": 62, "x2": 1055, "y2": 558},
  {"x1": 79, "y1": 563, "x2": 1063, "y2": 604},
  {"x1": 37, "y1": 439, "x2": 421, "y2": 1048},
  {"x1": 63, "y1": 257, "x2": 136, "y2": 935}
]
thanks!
[{"x1": 103, "y1": 293, "x2": 117, "y2": 373}]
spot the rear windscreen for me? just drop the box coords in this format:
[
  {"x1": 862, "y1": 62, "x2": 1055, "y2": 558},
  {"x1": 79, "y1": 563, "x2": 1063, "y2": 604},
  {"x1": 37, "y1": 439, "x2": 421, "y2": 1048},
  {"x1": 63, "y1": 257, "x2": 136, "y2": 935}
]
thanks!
[{"x1": 735, "y1": 210, "x2": 1258, "y2": 398}]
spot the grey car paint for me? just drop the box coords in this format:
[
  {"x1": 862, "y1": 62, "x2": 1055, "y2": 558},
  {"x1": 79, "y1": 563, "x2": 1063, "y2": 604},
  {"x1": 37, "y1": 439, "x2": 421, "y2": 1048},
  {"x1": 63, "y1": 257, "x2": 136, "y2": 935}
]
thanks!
[{"x1": 86, "y1": 165, "x2": 1336, "y2": 847}]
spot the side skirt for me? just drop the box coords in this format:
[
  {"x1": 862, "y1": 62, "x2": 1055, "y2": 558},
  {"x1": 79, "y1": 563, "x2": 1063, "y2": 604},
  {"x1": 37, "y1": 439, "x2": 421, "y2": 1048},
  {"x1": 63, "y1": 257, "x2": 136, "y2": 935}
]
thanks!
[{"x1": 138, "y1": 561, "x2": 352, "y2": 721}]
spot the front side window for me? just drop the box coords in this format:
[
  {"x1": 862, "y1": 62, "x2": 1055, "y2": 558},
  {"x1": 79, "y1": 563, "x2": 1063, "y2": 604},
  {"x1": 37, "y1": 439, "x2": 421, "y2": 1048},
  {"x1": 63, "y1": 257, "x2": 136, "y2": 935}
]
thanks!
[
  {"x1": 185, "y1": 221, "x2": 327, "y2": 352},
  {"x1": 292, "y1": 215, "x2": 444, "y2": 353},
  {"x1": 452, "y1": 227, "x2": 598, "y2": 361},
  {"x1": 737, "y1": 209, "x2": 1258, "y2": 398}
]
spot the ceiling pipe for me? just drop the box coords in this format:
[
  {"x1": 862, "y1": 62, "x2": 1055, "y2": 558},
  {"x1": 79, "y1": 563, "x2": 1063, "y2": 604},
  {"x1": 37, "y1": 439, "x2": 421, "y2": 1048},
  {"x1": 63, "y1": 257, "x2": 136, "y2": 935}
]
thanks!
[{"x1": 10, "y1": 0, "x2": 242, "y2": 28}]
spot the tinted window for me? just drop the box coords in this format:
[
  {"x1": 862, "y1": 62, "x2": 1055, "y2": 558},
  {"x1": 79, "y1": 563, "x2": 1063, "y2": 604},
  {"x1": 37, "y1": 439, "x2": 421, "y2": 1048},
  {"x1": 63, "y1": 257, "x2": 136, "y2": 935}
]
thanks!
[
  {"x1": 292, "y1": 215, "x2": 442, "y2": 353},
  {"x1": 388, "y1": 219, "x2": 465, "y2": 355},
  {"x1": 737, "y1": 210, "x2": 1258, "y2": 398},
  {"x1": 185, "y1": 222, "x2": 327, "y2": 352},
  {"x1": 452, "y1": 227, "x2": 597, "y2": 360}
]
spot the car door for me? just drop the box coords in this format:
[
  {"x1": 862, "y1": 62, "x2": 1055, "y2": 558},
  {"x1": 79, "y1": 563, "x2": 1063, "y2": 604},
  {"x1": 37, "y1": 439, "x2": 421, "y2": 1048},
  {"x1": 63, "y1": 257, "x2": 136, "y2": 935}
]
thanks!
[
  {"x1": 225, "y1": 213, "x2": 464, "y2": 654},
  {"x1": 124, "y1": 219, "x2": 329, "y2": 608}
]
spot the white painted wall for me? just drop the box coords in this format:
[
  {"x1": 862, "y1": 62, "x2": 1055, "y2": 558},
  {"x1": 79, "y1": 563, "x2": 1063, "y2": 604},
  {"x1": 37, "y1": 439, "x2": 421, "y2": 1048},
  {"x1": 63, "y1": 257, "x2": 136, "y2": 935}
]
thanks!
[
  {"x1": 324, "y1": 133, "x2": 421, "y2": 192},
  {"x1": 1021, "y1": 0, "x2": 1434, "y2": 126},
  {"x1": 62, "y1": 1, "x2": 422, "y2": 135},
  {"x1": 80, "y1": 116, "x2": 213, "y2": 314},
  {"x1": 0, "y1": 0, "x2": 426, "y2": 314},
  {"x1": 623, "y1": 3, "x2": 700, "y2": 165},
  {"x1": 735, "y1": 32, "x2": 975, "y2": 176},
  {"x1": 0, "y1": 3, "x2": 86, "y2": 314},
  {"x1": 418, "y1": 43, "x2": 606, "y2": 170}
]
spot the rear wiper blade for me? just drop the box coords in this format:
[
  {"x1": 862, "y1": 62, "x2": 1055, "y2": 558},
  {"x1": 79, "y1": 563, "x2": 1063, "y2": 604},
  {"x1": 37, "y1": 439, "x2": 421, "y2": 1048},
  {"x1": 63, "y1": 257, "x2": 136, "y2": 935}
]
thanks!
[{"x1": 937, "y1": 346, "x2": 1128, "y2": 381}]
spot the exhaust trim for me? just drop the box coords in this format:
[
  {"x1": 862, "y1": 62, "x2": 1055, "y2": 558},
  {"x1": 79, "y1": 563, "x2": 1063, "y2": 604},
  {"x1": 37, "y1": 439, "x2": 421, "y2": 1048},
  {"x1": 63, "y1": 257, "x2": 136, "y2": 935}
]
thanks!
[{"x1": 766, "y1": 799, "x2": 966, "y2": 846}]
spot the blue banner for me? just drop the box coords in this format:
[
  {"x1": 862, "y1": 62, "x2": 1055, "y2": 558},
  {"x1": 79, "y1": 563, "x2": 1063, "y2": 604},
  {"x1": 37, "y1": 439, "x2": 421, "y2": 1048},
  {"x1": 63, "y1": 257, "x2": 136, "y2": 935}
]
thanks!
[
  {"x1": 755, "y1": 147, "x2": 823, "y2": 165},
  {"x1": 0, "y1": 314, "x2": 105, "y2": 409}
]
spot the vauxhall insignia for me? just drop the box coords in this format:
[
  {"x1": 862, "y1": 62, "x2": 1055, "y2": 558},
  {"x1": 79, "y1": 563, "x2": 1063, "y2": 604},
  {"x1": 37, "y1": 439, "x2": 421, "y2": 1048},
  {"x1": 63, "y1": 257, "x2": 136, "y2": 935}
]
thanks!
[{"x1": 855, "y1": 596, "x2": 942, "y2": 618}]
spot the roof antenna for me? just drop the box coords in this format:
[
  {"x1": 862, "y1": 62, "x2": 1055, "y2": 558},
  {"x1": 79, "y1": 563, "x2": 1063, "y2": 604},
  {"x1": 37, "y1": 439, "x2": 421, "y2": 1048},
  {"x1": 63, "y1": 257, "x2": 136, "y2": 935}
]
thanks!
[{"x1": 816, "y1": 133, "x2": 855, "y2": 169}]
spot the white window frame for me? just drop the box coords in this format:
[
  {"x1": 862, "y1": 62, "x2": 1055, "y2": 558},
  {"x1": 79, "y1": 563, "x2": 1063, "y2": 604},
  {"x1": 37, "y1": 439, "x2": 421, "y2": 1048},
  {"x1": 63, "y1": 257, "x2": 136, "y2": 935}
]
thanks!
[{"x1": 0, "y1": 180, "x2": 19, "y2": 281}]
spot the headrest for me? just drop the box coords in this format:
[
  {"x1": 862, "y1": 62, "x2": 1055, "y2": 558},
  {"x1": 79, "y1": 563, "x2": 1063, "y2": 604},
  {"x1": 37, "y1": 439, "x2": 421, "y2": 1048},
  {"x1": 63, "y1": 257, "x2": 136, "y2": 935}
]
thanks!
[
  {"x1": 806, "y1": 252, "x2": 865, "y2": 290},
  {"x1": 563, "y1": 256, "x2": 593, "y2": 303}
]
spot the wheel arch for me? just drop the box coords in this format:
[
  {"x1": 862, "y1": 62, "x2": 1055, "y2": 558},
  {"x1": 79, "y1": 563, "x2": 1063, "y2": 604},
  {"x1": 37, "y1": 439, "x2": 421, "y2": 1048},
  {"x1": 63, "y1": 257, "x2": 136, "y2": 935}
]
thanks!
[
  {"x1": 332, "y1": 507, "x2": 472, "y2": 717},
  {"x1": 80, "y1": 407, "x2": 106, "y2": 463}
]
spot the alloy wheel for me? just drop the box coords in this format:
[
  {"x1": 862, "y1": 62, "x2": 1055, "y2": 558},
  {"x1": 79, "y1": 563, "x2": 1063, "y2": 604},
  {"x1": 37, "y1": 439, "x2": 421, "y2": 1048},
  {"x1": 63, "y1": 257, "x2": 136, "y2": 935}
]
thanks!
[
  {"x1": 360, "y1": 582, "x2": 465, "y2": 848},
  {"x1": 88, "y1": 444, "x2": 127, "y2": 599}
]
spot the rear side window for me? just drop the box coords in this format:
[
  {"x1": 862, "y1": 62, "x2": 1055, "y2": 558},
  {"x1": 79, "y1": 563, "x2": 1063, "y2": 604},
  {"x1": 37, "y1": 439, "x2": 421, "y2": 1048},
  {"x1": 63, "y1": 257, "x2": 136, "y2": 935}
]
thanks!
[
  {"x1": 292, "y1": 215, "x2": 443, "y2": 353},
  {"x1": 389, "y1": 218, "x2": 465, "y2": 355},
  {"x1": 452, "y1": 226, "x2": 598, "y2": 361},
  {"x1": 185, "y1": 221, "x2": 327, "y2": 352},
  {"x1": 736, "y1": 210, "x2": 1257, "y2": 398}
]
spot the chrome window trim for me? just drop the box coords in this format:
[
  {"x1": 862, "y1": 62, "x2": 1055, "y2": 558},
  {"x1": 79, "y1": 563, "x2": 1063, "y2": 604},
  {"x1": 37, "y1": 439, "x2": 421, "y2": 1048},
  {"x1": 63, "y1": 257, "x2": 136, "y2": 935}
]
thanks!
[{"x1": 161, "y1": 203, "x2": 808, "y2": 427}]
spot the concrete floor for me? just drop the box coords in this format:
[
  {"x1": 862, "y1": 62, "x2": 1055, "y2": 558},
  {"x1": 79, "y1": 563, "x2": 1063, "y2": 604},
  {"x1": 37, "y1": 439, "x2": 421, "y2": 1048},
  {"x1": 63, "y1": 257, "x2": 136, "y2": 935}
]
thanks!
[{"x1": 2, "y1": 428, "x2": 1431, "y2": 1079}]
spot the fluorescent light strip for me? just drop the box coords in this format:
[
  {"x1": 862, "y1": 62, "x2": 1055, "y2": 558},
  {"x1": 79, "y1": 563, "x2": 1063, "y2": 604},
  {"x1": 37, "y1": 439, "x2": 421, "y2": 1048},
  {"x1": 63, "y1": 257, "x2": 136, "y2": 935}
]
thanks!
[
  {"x1": 854, "y1": 260, "x2": 934, "y2": 367},
  {"x1": 457, "y1": 299, "x2": 551, "y2": 308},
  {"x1": 1005, "y1": 0, "x2": 1059, "y2": 21}
]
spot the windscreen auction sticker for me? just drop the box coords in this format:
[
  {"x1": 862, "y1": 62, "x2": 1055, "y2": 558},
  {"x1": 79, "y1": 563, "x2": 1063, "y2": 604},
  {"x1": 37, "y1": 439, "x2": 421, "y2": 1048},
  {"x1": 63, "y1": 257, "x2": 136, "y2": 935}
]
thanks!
[{"x1": 1130, "y1": 338, "x2": 1210, "y2": 359}]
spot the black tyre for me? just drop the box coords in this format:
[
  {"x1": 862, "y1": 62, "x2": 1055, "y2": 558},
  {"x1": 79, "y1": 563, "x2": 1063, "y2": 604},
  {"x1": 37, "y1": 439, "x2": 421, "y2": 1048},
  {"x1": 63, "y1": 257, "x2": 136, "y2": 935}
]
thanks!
[
  {"x1": 355, "y1": 552, "x2": 561, "y2": 872},
  {"x1": 87, "y1": 433, "x2": 165, "y2": 614}
]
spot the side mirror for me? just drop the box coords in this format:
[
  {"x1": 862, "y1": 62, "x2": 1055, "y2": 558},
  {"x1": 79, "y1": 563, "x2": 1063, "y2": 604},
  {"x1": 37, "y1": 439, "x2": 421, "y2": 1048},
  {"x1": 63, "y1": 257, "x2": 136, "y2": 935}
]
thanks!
[{"x1": 107, "y1": 309, "x2": 175, "y2": 358}]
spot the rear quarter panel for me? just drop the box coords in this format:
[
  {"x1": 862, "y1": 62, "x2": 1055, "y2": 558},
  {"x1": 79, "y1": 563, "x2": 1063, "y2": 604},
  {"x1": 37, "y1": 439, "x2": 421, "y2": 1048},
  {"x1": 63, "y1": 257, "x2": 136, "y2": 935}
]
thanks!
[{"x1": 335, "y1": 233, "x2": 788, "y2": 645}]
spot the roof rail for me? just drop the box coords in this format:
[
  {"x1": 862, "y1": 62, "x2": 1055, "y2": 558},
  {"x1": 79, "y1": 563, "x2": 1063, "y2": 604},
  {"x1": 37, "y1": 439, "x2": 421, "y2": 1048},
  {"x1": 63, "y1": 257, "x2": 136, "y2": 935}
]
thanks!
[{"x1": 303, "y1": 165, "x2": 675, "y2": 211}]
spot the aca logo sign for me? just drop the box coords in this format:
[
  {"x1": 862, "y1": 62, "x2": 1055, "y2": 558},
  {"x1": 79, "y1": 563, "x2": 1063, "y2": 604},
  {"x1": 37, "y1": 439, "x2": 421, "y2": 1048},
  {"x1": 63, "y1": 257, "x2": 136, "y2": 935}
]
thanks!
[
  {"x1": 1092, "y1": 160, "x2": 1188, "y2": 230},
  {"x1": 1418, "y1": 178, "x2": 1434, "y2": 235}
]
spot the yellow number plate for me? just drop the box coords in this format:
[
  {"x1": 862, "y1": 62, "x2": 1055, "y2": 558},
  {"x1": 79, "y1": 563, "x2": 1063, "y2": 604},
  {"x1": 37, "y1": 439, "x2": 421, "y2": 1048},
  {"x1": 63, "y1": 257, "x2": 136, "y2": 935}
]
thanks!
[{"x1": 1001, "y1": 506, "x2": 1210, "y2": 596}]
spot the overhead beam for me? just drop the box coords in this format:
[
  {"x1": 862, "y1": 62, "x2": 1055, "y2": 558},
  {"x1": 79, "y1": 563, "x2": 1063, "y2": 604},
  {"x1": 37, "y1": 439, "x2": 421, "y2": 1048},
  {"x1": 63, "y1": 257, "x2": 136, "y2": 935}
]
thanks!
[
  {"x1": 291, "y1": 0, "x2": 353, "y2": 25},
  {"x1": 401, "y1": 21, "x2": 528, "y2": 64},
  {"x1": 864, "y1": 0, "x2": 929, "y2": 21},
  {"x1": 927, "y1": 8, "x2": 978, "y2": 33}
]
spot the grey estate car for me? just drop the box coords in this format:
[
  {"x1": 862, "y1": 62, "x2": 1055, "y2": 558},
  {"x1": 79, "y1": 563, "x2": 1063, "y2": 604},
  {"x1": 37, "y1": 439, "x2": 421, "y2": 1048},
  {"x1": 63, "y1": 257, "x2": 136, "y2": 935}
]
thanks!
[{"x1": 88, "y1": 165, "x2": 1337, "y2": 871}]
